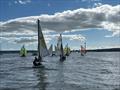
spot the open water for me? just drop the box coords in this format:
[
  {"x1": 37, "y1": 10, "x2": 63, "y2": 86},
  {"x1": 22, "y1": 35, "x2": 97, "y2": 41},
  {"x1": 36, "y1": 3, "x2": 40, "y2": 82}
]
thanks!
[{"x1": 0, "y1": 52, "x2": 120, "y2": 90}]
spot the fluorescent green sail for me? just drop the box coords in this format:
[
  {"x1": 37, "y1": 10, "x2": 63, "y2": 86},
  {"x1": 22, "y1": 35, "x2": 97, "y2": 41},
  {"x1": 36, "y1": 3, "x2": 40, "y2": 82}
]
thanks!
[
  {"x1": 20, "y1": 45, "x2": 27, "y2": 57},
  {"x1": 64, "y1": 44, "x2": 70, "y2": 56}
]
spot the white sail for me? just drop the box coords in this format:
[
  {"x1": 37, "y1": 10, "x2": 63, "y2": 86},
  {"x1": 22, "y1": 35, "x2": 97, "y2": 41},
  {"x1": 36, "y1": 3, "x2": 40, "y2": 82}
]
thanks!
[
  {"x1": 56, "y1": 34, "x2": 62, "y2": 56},
  {"x1": 48, "y1": 44, "x2": 53, "y2": 56},
  {"x1": 80, "y1": 45, "x2": 86, "y2": 56},
  {"x1": 38, "y1": 20, "x2": 49, "y2": 57},
  {"x1": 57, "y1": 34, "x2": 65, "y2": 56}
]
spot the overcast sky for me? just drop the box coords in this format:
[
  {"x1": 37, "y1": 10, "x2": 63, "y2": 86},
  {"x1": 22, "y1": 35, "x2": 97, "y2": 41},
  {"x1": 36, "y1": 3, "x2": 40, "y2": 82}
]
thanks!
[{"x1": 0, "y1": 0, "x2": 120, "y2": 50}]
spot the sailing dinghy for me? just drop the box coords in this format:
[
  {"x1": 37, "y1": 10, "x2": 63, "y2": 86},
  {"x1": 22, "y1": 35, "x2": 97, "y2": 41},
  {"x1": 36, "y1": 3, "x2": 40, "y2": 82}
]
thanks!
[
  {"x1": 80, "y1": 43, "x2": 87, "y2": 56},
  {"x1": 20, "y1": 45, "x2": 27, "y2": 57},
  {"x1": 64, "y1": 44, "x2": 71, "y2": 56},
  {"x1": 33, "y1": 19, "x2": 49, "y2": 67},
  {"x1": 57, "y1": 34, "x2": 66, "y2": 61}
]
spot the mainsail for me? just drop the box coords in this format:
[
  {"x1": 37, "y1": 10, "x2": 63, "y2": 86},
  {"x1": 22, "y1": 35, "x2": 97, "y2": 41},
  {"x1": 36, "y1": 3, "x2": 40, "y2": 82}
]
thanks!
[
  {"x1": 37, "y1": 19, "x2": 49, "y2": 59},
  {"x1": 57, "y1": 34, "x2": 63, "y2": 55},
  {"x1": 55, "y1": 35, "x2": 62, "y2": 56},
  {"x1": 64, "y1": 44, "x2": 70, "y2": 56},
  {"x1": 80, "y1": 45, "x2": 86, "y2": 56},
  {"x1": 58, "y1": 34, "x2": 66, "y2": 61},
  {"x1": 20, "y1": 45, "x2": 27, "y2": 57}
]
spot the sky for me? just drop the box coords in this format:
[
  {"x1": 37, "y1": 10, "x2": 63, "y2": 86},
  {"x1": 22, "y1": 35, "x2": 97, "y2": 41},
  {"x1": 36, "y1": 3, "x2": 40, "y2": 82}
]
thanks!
[{"x1": 0, "y1": 0, "x2": 120, "y2": 50}]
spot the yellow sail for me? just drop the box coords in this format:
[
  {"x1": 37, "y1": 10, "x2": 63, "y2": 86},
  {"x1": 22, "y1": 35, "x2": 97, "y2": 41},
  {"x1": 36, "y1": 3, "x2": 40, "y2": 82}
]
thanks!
[
  {"x1": 20, "y1": 45, "x2": 27, "y2": 57},
  {"x1": 64, "y1": 44, "x2": 70, "y2": 56},
  {"x1": 38, "y1": 20, "x2": 49, "y2": 57}
]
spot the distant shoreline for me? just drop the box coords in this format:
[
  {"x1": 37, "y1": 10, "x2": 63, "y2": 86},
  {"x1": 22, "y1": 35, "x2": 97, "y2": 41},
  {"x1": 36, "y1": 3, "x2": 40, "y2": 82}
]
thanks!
[
  {"x1": 87, "y1": 48, "x2": 120, "y2": 52},
  {"x1": 0, "y1": 48, "x2": 120, "y2": 54}
]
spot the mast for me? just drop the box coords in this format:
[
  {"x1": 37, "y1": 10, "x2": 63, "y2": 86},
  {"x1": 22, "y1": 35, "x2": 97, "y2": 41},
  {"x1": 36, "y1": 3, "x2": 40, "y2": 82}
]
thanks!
[{"x1": 37, "y1": 19, "x2": 41, "y2": 60}]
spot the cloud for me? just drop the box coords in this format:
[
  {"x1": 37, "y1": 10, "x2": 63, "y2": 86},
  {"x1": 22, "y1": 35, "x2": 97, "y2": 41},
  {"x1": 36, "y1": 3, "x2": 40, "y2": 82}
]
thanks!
[
  {"x1": 94, "y1": 3, "x2": 102, "y2": 7},
  {"x1": 62, "y1": 34, "x2": 86, "y2": 42},
  {"x1": 7, "y1": 34, "x2": 85, "y2": 44},
  {"x1": 14, "y1": 0, "x2": 31, "y2": 5},
  {"x1": 0, "y1": 4, "x2": 120, "y2": 42},
  {"x1": 1, "y1": 4, "x2": 120, "y2": 36},
  {"x1": 14, "y1": 37, "x2": 37, "y2": 44}
]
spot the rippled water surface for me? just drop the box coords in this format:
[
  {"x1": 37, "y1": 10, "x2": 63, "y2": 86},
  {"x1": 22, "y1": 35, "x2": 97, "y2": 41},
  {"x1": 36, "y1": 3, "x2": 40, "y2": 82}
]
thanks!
[{"x1": 0, "y1": 52, "x2": 120, "y2": 90}]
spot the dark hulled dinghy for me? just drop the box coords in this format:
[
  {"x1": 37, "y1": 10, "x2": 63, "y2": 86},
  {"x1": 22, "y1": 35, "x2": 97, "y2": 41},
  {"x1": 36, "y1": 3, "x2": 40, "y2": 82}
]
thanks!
[
  {"x1": 57, "y1": 34, "x2": 66, "y2": 61},
  {"x1": 80, "y1": 42, "x2": 87, "y2": 56},
  {"x1": 33, "y1": 19, "x2": 49, "y2": 68}
]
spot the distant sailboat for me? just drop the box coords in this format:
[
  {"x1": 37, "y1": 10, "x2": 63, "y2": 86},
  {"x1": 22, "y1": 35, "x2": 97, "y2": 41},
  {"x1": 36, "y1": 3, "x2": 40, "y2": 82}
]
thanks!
[
  {"x1": 80, "y1": 45, "x2": 85, "y2": 56},
  {"x1": 84, "y1": 42, "x2": 87, "y2": 54},
  {"x1": 20, "y1": 45, "x2": 27, "y2": 57},
  {"x1": 80, "y1": 43, "x2": 86, "y2": 56},
  {"x1": 64, "y1": 44, "x2": 70, "y2": 56},
  {"x1": 33, "y1": 19, "x2": 49, "y2": 67},
  {"x1": 58, "y1": 34, "x2": 66, "y2": 61}
]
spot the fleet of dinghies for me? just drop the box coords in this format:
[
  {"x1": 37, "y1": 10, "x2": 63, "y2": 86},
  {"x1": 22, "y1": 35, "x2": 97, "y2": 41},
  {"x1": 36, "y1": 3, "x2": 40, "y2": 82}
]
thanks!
[
  {"x1": 32, "y1": 19, "x2": 69, "y2": 67},
  {"x1": 20, "y1": 19, "x2": 87, "y2": 66}
]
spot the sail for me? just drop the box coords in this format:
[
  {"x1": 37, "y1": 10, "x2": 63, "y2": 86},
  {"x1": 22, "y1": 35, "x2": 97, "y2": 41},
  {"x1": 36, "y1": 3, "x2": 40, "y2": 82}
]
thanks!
[
  {"x1": 64, "y1": 44, "x2": 70, "y2": 56},
  {"x1": 58, "y1": 34, "x2": 65, "y2": 56},
  {"x1": 56, "y1": 34, "x2": 62, "y2": 55},
  {"x1": 60, "y1": 42, "x2": 64, "y2": 56},
  {"x1": 55, "y1": 35, "x2": 62, "y2": 56},
  {"x1": 48, "y1": 44, "x2": 53, "y2": 56},
  {"x1": 38, "y1": 20, "x2": 49, "y2": 57},
  {"x1": 80, "y1": 45, "x2": 86, "y2": 56},
  {"x1": 20, "y1": 45, "x2": 27, "y2": 57}
]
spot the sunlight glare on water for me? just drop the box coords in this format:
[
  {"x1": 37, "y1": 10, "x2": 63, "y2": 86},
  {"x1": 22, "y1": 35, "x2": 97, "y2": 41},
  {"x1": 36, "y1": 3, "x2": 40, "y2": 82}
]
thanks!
[{"x1": 0, "y1": 52, "x2": 120, "y2": 90}]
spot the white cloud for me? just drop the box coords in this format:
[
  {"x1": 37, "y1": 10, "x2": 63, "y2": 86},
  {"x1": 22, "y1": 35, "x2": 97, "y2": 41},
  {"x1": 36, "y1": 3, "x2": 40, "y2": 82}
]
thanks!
[
  {"x1": 94, "y1": 3, "x2": 102, "y2": 7},
  {"x1": 0, "y1": 4, "x2": 120, "y2": 46},
  {"x1": 1, "y1": 4, "x2": 120, "y2": 37},
  {"x1": 14, "y1": 0, "x2": 31, "y2": 5},
  {"x1": 62, "y1": 34, "x2": 86, "y2": 42}
]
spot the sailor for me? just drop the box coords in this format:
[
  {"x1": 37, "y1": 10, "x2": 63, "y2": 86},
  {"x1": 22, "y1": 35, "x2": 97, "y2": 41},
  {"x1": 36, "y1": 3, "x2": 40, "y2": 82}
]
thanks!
[{"x1": 33, "y1": 56, "x2": 41, "y2": 66}]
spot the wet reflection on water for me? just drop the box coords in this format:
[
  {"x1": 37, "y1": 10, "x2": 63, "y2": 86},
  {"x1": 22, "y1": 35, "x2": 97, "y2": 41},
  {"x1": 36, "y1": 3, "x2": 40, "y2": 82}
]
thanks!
[
  {"x1": 33, "y1": 66, "x2": 47, "y2": 90},
  {"x1": 0, "y1": 52, "x2": 120, "y2": 90}
]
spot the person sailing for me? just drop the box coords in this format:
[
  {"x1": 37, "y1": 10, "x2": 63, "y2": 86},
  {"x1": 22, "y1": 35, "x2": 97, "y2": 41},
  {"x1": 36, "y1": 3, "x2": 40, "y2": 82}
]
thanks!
[{"x1": 33, "y1": 56, "x2": 42, "y2": 66}]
